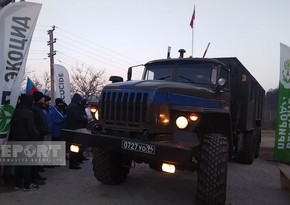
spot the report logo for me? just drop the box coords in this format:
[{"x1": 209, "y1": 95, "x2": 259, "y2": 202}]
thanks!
[{"x1": 0, "y1": 141, "x2": 66, "y2": 165}]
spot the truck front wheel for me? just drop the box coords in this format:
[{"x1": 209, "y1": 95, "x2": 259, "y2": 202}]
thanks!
[
  {"x1": 92, "y1": 148, "x2": 130, "y2": 185},
  {"x1": 197, "y1": 133, "x2": 228, "y2": 205}
]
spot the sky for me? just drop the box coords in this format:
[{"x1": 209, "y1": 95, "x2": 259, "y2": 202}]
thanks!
[{"x1": 22, "y1": 0, "x2": 290, "y2": 92}]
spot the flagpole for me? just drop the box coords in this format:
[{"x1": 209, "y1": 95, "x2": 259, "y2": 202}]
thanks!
[
  {"x1": 191, "y1": 26, "x2": 194, "y2": 57},
  {"x1": 190, "y1": 5, "x2": 195, "y2": 57},
  {"x1": 49, "y1": 102, "x2": 64, "y2": 119}
]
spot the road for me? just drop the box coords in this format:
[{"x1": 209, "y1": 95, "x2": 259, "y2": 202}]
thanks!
[{"x1": 0, "y1": 130, "x2": 290, "y2": 205}]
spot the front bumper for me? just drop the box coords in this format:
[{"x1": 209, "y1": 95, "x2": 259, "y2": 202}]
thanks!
[{"x1": 61, "y1": 128, "x2": 196, "y2": 170}]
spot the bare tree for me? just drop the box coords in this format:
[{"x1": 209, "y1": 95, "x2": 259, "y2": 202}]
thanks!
[
  {"x1": 23, "y1": 64, "x2": 106, "y2": 100},
  {"x1": 21, "y1": 67, "x2": 35, "y2": 90},
  {"x1": 71, "y1": 64, "x2": 106, "y2": 100},
  {"x1": 21, "y1": 67, "x2": 44, "y2": 94},
  {"x1": 42, "y1": 71, "x2": 50, "y2": 95}
]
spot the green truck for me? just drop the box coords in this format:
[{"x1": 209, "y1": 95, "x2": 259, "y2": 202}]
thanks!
[{"x1": 62, "y1": 50, "x2": 265, "y2": 205}]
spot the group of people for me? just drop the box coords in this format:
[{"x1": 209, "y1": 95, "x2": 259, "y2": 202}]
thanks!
[{"x1": 7, "y1": 91, "x2": 92, "y2": 191}]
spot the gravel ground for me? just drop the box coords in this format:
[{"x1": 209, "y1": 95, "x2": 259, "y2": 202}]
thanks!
[{"x1": 0, "y1": 130, "x2": 289, "y2": 205}]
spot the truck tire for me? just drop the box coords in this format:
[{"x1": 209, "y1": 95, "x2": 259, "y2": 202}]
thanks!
[
  {"x1": 197, "y1": 133, "x2": 228, "y2": 205},
  {"x1": 255, "y1": 128, "x2": 261, "y2": 158},
  {"x1": 237, "y1": 132, "x2": 255, "y2": 164},
  {"x1": 92, "y1": 148, "x2": 130, "y2": 185}
]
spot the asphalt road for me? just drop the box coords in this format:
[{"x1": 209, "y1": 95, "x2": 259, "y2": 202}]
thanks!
[{"x1": 0, "y1": 130, "x2": 290, "y2": 205}]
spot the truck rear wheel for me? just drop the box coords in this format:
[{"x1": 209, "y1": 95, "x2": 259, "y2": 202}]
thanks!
[
  {"x1": 255, "y1": 128, "x2": 261, "y2": 158},
  {"x1": 92, "y1": 148, "x2": 130, "y2": 185},
  {"x1": 237, "y1": 132, "x2": 255, "y2": 164},
  {"x1": 197, "y1": 133, "x2": 228, "y2": 205}
]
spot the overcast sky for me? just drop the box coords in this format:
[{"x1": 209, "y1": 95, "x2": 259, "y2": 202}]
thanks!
[{"x1": 25, "y1": 0, "x2": 290, "y2": 92}]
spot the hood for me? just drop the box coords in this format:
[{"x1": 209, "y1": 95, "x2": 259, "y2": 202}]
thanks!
[
  {"x1": 71, "y1": 93, "x2": 82, "y2": 104},
  {"x1": 104, "y1": 80, "x2": 219, "y2": 99},
  {"x1": 20, "y1": 94, "x2": 33, "y2": 107},
  {"x1": 102, "y1": 80, "x2": 230, "y2": 111}
]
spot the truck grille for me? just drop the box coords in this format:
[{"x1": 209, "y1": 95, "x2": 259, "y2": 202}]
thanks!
[{"x1": 100, "y1": 90, "x2": 149, "y2": 127}]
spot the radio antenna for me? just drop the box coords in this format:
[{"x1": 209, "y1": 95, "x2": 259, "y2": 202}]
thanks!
[{"x1": 202, "y1": 42, "x2": 210, "y2": 58}]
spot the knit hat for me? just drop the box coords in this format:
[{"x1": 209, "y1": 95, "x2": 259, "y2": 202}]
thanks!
[
  {"x1": 55, "y1": 98, "x2": 64, "y2": 106},
  {"x1": 32, "y1": 91, "x2": 44, "y2": 103},
  {"x1": 20, "y1": 94, "x2": 33, "y2": 106}
]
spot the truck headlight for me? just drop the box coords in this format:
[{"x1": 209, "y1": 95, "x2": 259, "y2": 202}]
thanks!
[
  {"x1": 70, "y1": 145, "x2": 79, "y2": 153},
  {"x1": 176, "y1": 116, "x2": 188, "y2": 129},
  {"x1": 162, "y1": 163, "x2": 175, "y2": 173},
  {"x1": 90, "y1": 106, "x2": 97, "y2": 113},
  {"x1": 95, "y1": 110, "x2": 99, "y2": 120},
  {"x1": 159, "y1": 113, "x2": 169, "y2": 125},
  {"x1": 189, "y1": 113, "x2": 199, "y2": 121}
]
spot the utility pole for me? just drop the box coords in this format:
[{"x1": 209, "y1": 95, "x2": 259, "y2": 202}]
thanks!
[{"x1": 47, "y1": 25, "x2": 56, "y2": 103}]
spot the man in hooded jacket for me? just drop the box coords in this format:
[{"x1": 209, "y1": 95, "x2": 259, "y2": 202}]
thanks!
[
  {"x1": 32, "y1": 91, "x2": 48, "y2": 141},
  {"x1": 66, "y1": 93, "x2": 88, "y2": 169},
  {"x1": 31, "y1": 91, "x2": 48, "y2": 183},
  {"x1": 9, "y1": 94, "x2": 39, "y2": 191}
]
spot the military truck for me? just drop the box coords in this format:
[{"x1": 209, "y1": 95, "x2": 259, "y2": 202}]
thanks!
[{"x1": 62, "y1": 50, "x2": 265, "y2": 205}]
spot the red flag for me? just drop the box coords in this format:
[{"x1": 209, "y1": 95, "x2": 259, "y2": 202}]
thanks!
[{"x1": 190, "y1": 6, "x2": 195, "y2": 29}]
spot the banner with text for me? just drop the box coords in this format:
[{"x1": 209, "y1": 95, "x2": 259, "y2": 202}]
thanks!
[
  {"x1": 0, "y1": 2, "x2": 42, "y2": 144},
  {"x1": 54, "y1": 64, "x2": 71, "y2": 104},
  {"x1": 273, "y1": 43, "x2": 290, "y2": 163}
]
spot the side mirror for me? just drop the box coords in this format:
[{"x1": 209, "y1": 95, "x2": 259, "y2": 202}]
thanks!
[
  {"x1": 127, "y1": 67, "x2": 132, "y2": 81},
  {"x1": 109, "y1": 76, "x2": 123, "y2": 83}
]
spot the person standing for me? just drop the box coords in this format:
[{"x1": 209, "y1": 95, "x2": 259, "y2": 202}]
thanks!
[
  {"x1": 43, "y1": 95, "x2": 52, "y2": 141},
  {"x1": 31, "y1": 91, "x2": 48, "y2": 183},
  {"x1": 81, "y1": 99, "x2": 93, "y2": 128},
  {"x1": 51, "y1": 98, "x2": 67, "y2": 141},
  {"x1": 32, "y1": 91, "x2": 49, "y2": 141},
  {"x1": 66, "y1": 93, "x2": 88, "y2": 169},
  {"x1": 9, "y1": 94, "x2": 39, "y2": 191}
]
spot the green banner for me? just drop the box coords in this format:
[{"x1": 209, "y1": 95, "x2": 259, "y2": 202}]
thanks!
[{"x1": 273, "y1": 43, "x2": 290, "y2": 163}]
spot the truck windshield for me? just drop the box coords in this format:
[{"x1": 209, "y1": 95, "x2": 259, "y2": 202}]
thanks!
[
  {"x1": 143, "y1": 62, "x2": 220, "y2": 86},
  {"x1": 143, "y1": 64, "x2": 173, "y2": 81}
]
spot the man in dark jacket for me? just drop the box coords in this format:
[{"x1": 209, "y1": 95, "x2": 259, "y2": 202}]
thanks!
[
  {"x1": 31, "y1": 91, "x2": 48, "y2": 183},
  {"x1": 32, "y1": 91, "x2": 48, "y2": 141},
  {"x1": 66, "y1": 93, "x2": 88, "y2": 130},
  {"x1": 66, "y1": 93, "x2": 88, "y2": 169},
  {"x1": 9, "y1": 94, "x2": 39, "y2": 191}
]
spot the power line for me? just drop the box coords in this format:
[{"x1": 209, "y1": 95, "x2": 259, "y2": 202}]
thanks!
[
  {"x1": 55, "y1": 58, "x2": 74, "y2": 68},
  {"x1": 29, "y1": 25, "x2": 144, "y2": 82},
  {"x1": 56, "y1": 52, "x2": 116, "y2": 77},
  {"x1": 55, "y1": 31, "x2": 135, "y2": 67},
  {"x1": 27, "y1": 56, "x2": 47, "y2": 60},
  {"x1": 56, "y1": 27, "x2": 142, "y2": 63},
  {"x1": 56, "y1": 37, "x2": 130, "y2": 69},
  {"x1": 54, "y1": 26, "x2": 140, "y2": 76},
  {"x1": 56, "y1": 42, "x2": 129, "y2": 71}
]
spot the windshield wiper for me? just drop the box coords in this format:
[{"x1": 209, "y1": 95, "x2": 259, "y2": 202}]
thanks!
[
  {"x1": 178, "y1": 76, "x2": 195, "y2": 84},
  {"x1": 156, "y1": 75, "x2": 171, "y2": 80}
]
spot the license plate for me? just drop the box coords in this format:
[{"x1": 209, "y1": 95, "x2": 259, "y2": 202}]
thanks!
[{"x1": 121, "y1": 140, "x2": 155, "y2": 155}]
